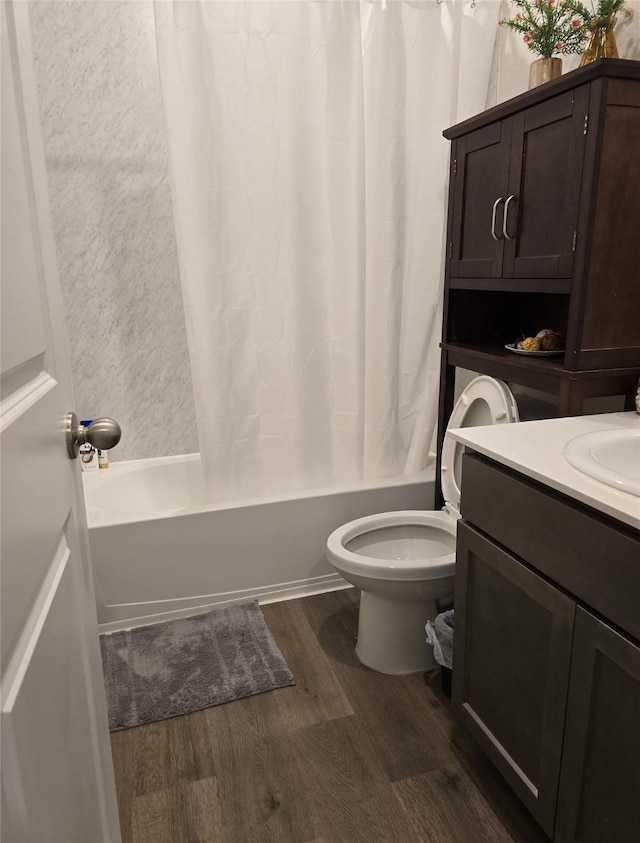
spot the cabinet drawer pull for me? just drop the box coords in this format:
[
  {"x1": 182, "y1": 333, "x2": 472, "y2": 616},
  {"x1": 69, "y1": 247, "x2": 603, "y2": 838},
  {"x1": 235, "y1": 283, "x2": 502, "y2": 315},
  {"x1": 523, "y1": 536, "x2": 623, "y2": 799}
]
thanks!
[
  {"x1": 491, "y1": 197, "x2": 504, "y2": 241},
  {"x1": 503, "y1": 194, "x2": 516, "y2": 240}
]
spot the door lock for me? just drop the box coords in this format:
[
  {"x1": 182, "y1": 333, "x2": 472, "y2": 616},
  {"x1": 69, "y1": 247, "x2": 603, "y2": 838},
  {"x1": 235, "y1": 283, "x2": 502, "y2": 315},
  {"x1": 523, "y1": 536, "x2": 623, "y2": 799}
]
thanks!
[{"x1": 65, "y1": 412, "x2": 122, "y2": 459}]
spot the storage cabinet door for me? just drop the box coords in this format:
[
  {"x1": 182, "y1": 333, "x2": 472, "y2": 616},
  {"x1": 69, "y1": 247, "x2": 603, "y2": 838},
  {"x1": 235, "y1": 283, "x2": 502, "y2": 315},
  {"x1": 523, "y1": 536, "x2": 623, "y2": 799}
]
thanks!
[
  {"x1": 554, "y1": 608, "x2": 640, "y2": 843},
  {"x1": 452, "y1": 521, "x2": 575, "y2": 836},
  {"x1": 448, "y1": 121, "x2": 511, "y2": 279},
  {"x1": 503, "y1": 87, "x2": 589, "y2": 279}
]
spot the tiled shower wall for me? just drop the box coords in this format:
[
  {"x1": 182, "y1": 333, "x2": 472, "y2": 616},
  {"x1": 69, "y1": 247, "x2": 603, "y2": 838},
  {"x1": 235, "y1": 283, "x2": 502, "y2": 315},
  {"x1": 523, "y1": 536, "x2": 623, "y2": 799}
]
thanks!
[{"x1": 29, "y1": 0, "x2": 198, "y2": 461}]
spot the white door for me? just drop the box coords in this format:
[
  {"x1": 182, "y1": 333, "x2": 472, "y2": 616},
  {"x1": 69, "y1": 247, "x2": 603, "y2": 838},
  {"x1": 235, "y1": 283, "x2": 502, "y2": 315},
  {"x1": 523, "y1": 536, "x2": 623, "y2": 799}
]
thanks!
[{"x1": 1, "y1": 4, "x2": 121, "y2": 841}]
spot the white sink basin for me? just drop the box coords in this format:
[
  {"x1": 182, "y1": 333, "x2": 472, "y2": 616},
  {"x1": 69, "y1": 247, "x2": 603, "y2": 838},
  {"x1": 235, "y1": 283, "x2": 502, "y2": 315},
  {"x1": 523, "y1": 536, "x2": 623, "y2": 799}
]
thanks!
[{"x1": 563, "y1": 428, "x2": 640, "y2": 497}]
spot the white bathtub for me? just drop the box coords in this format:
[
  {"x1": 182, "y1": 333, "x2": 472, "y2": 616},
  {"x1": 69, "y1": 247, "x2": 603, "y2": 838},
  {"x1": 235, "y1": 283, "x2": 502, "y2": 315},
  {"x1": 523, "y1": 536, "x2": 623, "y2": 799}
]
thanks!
[{"x1": 83, "y1": 454, "x2": 435, "y2": 630}]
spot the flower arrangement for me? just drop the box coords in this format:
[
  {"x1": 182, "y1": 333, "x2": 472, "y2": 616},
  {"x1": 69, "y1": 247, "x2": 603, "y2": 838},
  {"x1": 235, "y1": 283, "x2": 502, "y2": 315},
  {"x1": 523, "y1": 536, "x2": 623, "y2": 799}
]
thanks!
[{"x1": 499, "y1": 0, "x2": 590, "y2": 58}]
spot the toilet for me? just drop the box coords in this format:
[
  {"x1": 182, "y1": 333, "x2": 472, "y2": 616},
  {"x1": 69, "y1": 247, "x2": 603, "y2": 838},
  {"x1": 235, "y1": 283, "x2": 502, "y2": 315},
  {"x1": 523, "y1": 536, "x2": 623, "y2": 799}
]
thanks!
[{"x1": 326, "y1": 376, "x2": 520, "y2": 675}]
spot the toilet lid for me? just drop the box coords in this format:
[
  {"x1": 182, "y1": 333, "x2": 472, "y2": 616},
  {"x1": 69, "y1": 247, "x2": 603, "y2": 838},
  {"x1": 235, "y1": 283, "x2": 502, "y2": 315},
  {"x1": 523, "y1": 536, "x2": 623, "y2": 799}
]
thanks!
[{"x1": 441, "y1": 376, "x2": 519, "y2": 511}]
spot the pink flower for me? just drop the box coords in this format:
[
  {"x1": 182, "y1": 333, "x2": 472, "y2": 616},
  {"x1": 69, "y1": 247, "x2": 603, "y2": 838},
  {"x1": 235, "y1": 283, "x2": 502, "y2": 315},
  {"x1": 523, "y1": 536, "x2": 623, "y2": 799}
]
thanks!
[
  {"x1": 514, "y1": 12, "x2": 521, "y2": 20},
  {"x1": 555, "y1": 41, "x2": 563, "y2": 51},
  {"x1": 572, "y1": 18, "x2": 581, "y2": 27},
  {"x1": 523, "y1": 32, "x2": 532, "y2": 43}
]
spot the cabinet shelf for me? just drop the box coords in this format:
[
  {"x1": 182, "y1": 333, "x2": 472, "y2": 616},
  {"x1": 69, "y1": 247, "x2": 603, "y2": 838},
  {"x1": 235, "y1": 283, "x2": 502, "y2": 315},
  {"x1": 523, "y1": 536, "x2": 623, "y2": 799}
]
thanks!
[
  {"x1": 448, "y1": 277, "x2": 571, "y2": 294},
  {"x1": 442, "y1": 341, "x2": 566, "y2": 375},
  {"x1": 442, "y1": 342, "x2": 640, "y2": 399}
]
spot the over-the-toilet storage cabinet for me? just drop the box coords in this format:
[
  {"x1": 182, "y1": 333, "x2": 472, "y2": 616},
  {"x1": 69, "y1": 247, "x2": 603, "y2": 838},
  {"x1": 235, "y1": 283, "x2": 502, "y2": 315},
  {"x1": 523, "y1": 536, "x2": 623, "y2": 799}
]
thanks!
[{"x1": 436, "y1": 59, "x2": 640, "y2": 484}]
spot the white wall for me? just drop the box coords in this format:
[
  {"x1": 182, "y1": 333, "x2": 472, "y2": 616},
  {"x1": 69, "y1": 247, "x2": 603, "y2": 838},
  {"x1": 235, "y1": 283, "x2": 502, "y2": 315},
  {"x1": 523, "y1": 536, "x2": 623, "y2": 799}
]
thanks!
[{"x1": 29, "y1": 0, "x2": 198, "y2": 462}]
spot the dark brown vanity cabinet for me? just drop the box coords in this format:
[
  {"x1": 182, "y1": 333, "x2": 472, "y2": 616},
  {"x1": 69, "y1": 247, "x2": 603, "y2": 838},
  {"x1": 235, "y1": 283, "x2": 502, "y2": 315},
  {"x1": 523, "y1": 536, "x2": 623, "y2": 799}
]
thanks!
[
  {"x1": 437, "y1": 60, "x2": 640, "y2": 456},
  {"x1": 453, "y1": 452, "x2": 640, "y2": 841}
]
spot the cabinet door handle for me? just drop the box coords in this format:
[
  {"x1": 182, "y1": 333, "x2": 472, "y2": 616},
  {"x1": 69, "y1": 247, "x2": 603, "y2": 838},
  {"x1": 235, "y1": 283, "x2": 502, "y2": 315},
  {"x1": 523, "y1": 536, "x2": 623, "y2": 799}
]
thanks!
[
  {"x1": 503, "y1": 194, "x2": 516, "y2": 241},
  {"x1": 491, "y1": 197, "x2": 504, "y2": 241}
]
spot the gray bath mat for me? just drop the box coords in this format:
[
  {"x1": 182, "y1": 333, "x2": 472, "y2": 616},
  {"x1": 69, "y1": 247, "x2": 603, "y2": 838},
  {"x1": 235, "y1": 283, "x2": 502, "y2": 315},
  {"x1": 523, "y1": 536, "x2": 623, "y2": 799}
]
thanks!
[{"x1": 100, "y1": 600, "x2": 294, "y2": 731}]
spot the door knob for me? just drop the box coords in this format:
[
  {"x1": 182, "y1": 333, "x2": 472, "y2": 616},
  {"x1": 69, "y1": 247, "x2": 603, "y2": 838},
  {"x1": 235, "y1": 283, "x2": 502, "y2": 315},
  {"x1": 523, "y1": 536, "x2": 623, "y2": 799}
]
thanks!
[{"x1": 65, "y1": 412, "x2": 122, "y2": 459}]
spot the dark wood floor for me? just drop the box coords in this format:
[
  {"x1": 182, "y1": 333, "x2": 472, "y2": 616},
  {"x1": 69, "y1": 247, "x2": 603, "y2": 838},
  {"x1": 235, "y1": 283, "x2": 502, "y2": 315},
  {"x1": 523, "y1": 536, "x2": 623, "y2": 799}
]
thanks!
[{"x1": 110, "y1": 588, "x2": 548, "y2": 843}]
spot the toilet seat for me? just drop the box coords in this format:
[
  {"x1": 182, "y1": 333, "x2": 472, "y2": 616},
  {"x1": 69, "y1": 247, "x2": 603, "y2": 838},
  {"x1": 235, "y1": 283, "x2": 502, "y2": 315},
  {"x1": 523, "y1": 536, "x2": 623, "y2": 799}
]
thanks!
[
  {"x1": 326, "y1": 510, "x2": 456, "y2": 581},
  {"x1": 441, "y1": 376, "x2": 519, "y2": 515},
  {"x1": 328, "y1": 375, "x2": 519, "y2": 577}
]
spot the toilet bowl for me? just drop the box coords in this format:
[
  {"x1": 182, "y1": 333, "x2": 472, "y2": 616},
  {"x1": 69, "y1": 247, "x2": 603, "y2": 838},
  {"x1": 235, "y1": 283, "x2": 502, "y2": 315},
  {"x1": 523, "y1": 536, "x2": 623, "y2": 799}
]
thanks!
[{"x1": 326, "y1": 376, "x2": 519, "y2": 674}]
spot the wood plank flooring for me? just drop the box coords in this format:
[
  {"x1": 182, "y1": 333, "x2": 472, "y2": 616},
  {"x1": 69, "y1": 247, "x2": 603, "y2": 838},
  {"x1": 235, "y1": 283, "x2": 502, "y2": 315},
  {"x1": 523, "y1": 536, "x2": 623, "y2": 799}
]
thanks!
[{"x1": 110, "y1": 589, "x2": 548, "y2": 843}]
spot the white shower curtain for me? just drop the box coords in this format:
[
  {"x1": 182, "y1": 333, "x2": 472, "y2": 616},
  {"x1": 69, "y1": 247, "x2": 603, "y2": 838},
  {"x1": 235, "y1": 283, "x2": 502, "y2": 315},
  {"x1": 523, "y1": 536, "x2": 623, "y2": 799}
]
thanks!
[{"x1": 154, "y1": 0, "x2": 499, "y2": 502}]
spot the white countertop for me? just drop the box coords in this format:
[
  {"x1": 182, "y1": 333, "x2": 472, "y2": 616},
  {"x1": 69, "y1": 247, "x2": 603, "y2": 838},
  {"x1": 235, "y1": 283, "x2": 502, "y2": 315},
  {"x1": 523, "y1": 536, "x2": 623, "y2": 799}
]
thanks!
[{"x1": 448, "y1": 411, "x2": 640, "y2": 532}]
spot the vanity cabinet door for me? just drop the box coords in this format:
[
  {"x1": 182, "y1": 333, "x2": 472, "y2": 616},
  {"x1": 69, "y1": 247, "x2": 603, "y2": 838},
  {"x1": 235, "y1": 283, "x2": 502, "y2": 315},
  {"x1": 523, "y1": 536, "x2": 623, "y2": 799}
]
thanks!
[
  {"x1": 554, "y1": 608, "x2": 640, "y2": 843},
  {"x1": 452, "y1": 521, "x2": 575, "y2": 837}
]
